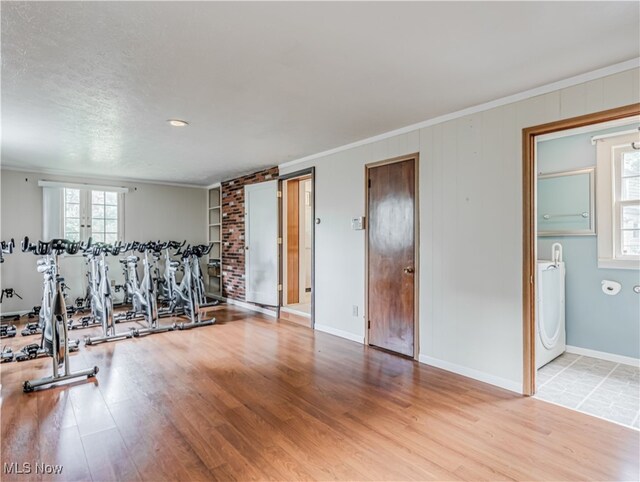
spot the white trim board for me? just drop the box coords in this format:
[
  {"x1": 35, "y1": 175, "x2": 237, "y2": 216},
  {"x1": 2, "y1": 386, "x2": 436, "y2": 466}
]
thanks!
[
  {"x1": 418, "y1": 354, "x2": 522, "y2": 394},
  {"x1": 222, "y1": 297, "x2": 277, "y2": 318},
  {"x1": 0, "y1": 310, "x2": 29, "y2": 317},
  {"x1": 279, "y1": 58, "x2": 640, "y2": 170},
  {"x1": 565, "y1": 345, "x2": 640, "y2": 367},
  {"x1": 314, "y1": 324, "x2": 364, "y2": 344},
  {"x1": 1, "y1": 166, "x2": 209, "y2": 190},
  {"x1": 281, "y1": 306, "x2": 311, "y2": 319},
  {"x1": 38, "y1": 179, "x2": 130, "y2": 193}
]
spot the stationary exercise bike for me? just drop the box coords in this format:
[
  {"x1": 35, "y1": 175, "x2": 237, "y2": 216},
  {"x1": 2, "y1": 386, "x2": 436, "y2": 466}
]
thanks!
[
  {"x1": 112, "y1": 242, "x2": 146, "y2": 322},
  {"x1": 128, "y1": 241, "x2": 175, "y2": 336},
  {"x1": 0, "y1": 240, "x2": 19, "y2": 338},
  {"x1": 156, "y1": 240, "x2": 184, "y2": 305},
  {"x1": 67, "y1": 249, "x2": 104, "y2": 330},
  {"x1": 161, "y1": 243, "x2": 215, "y2": 330},
  {"x1": 84, "y1": 242, "x2": 133, "y2": 345},
  {"x1": 21, "y1": 237, "x2": 98, "y2": 392},
  {"x1": 189, "y1": 243, "x2": 220, "y2": 309},
  {"x1": 19, "y1": 237, "x2": 81, "y2": 351}
]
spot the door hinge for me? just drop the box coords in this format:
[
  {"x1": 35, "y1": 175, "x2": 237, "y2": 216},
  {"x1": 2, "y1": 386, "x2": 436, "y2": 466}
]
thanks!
[
  {"x1": 277, "y1": 237, "x2": 282, "y2": 244},
  {"x1": 367, "y1": 319, "x2": 371, "y2": 329},
  {"x1": 368, "y1": 179, "x2": 371, "y2": 188},
  {"x1": 277, "y1": 191, "x2": 282, "y2": 198},
  {"x1": 277, "y1": 284, "x2": 283, "y2": 291}
]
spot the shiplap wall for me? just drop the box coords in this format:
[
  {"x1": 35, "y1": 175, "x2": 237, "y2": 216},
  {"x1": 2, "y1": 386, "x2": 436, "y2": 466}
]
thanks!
[{"x1": 279, "y1": 68, "x2": 640, "y2": 392}]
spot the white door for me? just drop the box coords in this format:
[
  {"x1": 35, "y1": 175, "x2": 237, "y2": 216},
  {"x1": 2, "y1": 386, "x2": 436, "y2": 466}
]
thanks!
[{"x1": 245, "y1": 180, "x2": 278, "y2": 305}]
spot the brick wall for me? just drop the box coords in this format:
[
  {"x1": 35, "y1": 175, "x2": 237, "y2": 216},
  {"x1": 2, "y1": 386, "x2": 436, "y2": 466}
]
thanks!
[{"x1": 221, "y1": 167, "x2": 279, "y2": 301}]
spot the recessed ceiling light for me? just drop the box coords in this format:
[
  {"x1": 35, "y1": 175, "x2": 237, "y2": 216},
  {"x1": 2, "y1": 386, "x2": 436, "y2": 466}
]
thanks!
[{"x1": 168, "y1": 119, "x2": 189, "y2": 127}]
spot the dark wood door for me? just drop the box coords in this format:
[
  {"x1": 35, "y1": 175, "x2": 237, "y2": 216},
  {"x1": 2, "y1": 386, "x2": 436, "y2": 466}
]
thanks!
[{"x1": 367, "y1": 159, "x2": 415, "y2": 357}]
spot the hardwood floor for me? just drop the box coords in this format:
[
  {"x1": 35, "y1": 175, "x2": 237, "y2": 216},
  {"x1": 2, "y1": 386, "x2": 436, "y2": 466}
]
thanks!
[{"x1": 1, "y1": 305, "x2": 638, "y2": 481}]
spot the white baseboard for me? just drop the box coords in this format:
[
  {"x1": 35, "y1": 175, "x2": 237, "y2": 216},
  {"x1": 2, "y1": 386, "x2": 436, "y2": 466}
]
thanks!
[
  {"x1": 0, "y1": 310, "x2": 29, "y2": 318},
  {"x1": 418, "y1": 354, "x2": 522, "y2": 394},
  {"x1": 223, "y1": 298, "x2": 277, "y2": 318},
  {"x1": 280, "y1": 306, "x2": 311, "y2": 319},
  {"x1": 565, "y1": 345, "x2": 639, "y2": 367},
  {"x1": 314, "y1": 323, "x2": 364, "y2": 344}
]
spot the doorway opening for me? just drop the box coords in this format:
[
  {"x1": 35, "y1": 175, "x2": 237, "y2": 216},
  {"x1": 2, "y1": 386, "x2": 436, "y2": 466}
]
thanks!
[
  {"x1": 365, "y1": 154, "x2": 419, "y2": 359},
  {"x1": 279, "y1": 169, "x2": 315, "y2": 327},
  {"x1": 522, "y1": 104, "x2": 640, "y2": 421}
]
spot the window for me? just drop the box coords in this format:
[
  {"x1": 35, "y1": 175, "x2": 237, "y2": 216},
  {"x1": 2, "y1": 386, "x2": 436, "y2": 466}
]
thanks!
[
  {"x1": 90, "y1": 190, "x2": 119, "y2": 244},
  {"x1": 595, "y1": 131, "x2": 640, "y2": 269},
  {"x1": 62, "y1": 188, "x2": 123, "y2": 243},
  {"x1": 616, "y1": 149, "x2": 640, "y2": 257},
  {"x1": 64, "y1": 188, "x2": 82, "y2": 241}
]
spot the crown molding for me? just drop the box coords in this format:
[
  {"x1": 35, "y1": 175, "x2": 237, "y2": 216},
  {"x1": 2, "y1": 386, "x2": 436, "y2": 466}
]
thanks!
[{"x1": 279, "y1": 57, "x2": 640, "y2": 170}]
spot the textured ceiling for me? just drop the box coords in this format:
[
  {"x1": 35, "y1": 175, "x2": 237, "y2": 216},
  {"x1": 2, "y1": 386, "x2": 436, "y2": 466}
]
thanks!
[{"x1": 2, "y1": 1, "x2": 639, "y2": 186}]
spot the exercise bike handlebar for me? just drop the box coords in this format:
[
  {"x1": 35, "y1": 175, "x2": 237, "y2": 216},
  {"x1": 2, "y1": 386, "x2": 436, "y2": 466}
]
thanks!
[
  {"x1": 21, "y1": 237, "x2": 85, "y2": 256},
  {"x1": 0, "y1": 238, "x2": 15, "y2": 263},
  {"x1": 1, "y1": 239, "x2": 15, "y2": 254},
  {"x1": 199, "y1": 242, "x2": 213, "y2": 257},
  {"x1": 85, "y1": 241, "x2": 124, "y2": 257},
  {"x1": 121, "y1": 241, "x2": 139, "y2": 253},
  {"x1": 166, "y1": 240, "x2": 186, "y2": 251}
]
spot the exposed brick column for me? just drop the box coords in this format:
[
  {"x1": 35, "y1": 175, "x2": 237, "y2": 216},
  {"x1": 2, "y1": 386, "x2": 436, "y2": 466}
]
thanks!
[{"x1": 221, "y1": 167, "x2": 279, "y2": 301}]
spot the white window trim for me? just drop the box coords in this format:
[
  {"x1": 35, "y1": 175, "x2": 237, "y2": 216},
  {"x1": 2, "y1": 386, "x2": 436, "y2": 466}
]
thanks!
[
  {"x1": 41, "y1": 181, "x2": 126, "y2": 244},
  {"x1": 38, "y1": 180, "x2": 129, "y2": 193},
  {"x1": 595, "y1": 132, "x2": 640, "y2": 270},
  {"x1": 65, "y1": 189, "x2": 125, "y2": 244}
]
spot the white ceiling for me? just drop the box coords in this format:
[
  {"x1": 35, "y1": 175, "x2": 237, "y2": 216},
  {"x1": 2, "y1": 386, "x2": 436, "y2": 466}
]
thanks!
[{"x1": 2, "y1": 2, "x2": 639, "y2": 186}]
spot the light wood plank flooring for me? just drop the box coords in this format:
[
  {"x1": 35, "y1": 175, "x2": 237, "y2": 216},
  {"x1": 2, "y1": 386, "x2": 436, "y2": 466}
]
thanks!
[{"x1": 1, "y1": 306, "x2": 639, "y2": 481}]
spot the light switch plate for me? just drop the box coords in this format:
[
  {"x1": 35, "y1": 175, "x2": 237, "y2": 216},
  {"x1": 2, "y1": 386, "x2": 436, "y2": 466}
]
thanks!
[{"x1": 351, "y1": 216, "x2": 364, "y2": 230}]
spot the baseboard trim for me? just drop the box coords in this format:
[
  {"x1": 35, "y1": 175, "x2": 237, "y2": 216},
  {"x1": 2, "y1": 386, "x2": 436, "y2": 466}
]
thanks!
[
  {"x1": 314, "y1": 324, "x2": 364, "y2": 344},
  {"x1": 565, "y1": 345, "x2": 639, "y2": 367},
  {"x1": 418, "y1": 354, "x2": 522, "y2": 394},
  {"x1": 281, "y1": 306, "x2": 311, "y2": 318},
  {"x1": 222, "y1": 298, "x2": 277, "y2": 318},
  {"x1": 0, "y1": 310, "x2": 29, "y2": 318}
]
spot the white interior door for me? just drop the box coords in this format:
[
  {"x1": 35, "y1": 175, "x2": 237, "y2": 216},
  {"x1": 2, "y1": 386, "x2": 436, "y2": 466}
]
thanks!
[{"x1": 245, "y1": 180, "x2": 278, "y2": 305}]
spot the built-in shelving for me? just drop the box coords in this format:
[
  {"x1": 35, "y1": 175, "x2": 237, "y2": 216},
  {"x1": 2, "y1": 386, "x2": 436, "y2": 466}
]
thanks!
[{"x1": 207, "y1": 186, "x2": 222, "y2": 298}]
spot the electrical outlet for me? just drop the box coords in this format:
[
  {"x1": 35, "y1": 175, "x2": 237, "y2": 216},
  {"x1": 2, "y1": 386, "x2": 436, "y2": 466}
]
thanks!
[{"x1": 352, "y1": 305, "x2": 358, "y2": 317}]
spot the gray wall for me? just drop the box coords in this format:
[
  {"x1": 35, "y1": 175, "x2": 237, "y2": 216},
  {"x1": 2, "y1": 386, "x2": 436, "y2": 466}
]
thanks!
[
  {"x1": 537, "y1": 125, "x2": 640, "y2": 358},
  {"x1": 0, "y1": 169, "x2": 207, "y2": 313}
]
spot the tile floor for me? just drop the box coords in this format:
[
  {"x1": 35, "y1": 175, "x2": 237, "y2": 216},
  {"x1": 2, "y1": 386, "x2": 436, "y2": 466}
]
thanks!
[{"x1": 536, "y1": 353, "x2": 640, "y2": 429}]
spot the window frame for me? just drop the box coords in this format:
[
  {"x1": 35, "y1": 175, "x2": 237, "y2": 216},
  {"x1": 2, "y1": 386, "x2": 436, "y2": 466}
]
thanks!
[
  {"x1": 63, "y1": 187, "x2": 125, "y2": 244},
  {"x1": 596, "y1": 132, "x2": 640, "y2": 269},
  {"x1": 613, "y1": 146, "x2": 640, "y2": 260}
]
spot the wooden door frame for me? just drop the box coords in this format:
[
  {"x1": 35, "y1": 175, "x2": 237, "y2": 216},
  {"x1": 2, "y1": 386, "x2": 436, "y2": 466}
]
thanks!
[
  {"x1": 278, "y1": 167, "x2": 316, "y2": 328},
  {"x1": 365, "y1": 153, "x2": 420, "y2": 360},
  {"x1": 522, "y1": 103, "x2": 640, "y2": 396}
]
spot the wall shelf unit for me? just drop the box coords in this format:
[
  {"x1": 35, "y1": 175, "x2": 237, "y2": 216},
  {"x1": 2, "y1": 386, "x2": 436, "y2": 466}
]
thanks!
[{"x1": 207, "y1": 185, "x2": 222, "y2": 298}]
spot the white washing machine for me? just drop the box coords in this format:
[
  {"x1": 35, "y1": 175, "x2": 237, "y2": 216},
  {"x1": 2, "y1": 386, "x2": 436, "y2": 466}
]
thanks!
[{"x1": 536, "y1": 244, "x2": 566, "y2": 369}]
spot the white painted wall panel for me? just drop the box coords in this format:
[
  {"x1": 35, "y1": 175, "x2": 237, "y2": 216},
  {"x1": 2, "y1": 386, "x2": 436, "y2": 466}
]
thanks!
[{"x1": 279, "y1": 68, "x2": 640, "y2": 392}]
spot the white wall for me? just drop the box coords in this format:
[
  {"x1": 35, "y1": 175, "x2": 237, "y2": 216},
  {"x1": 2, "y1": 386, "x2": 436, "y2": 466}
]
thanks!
[
  {"x1": 279, "y1": 67, "x2": 640, "y2": 392},
  {"x1": 0, "y1": 169, "x2": 207, "y2": 313}
]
